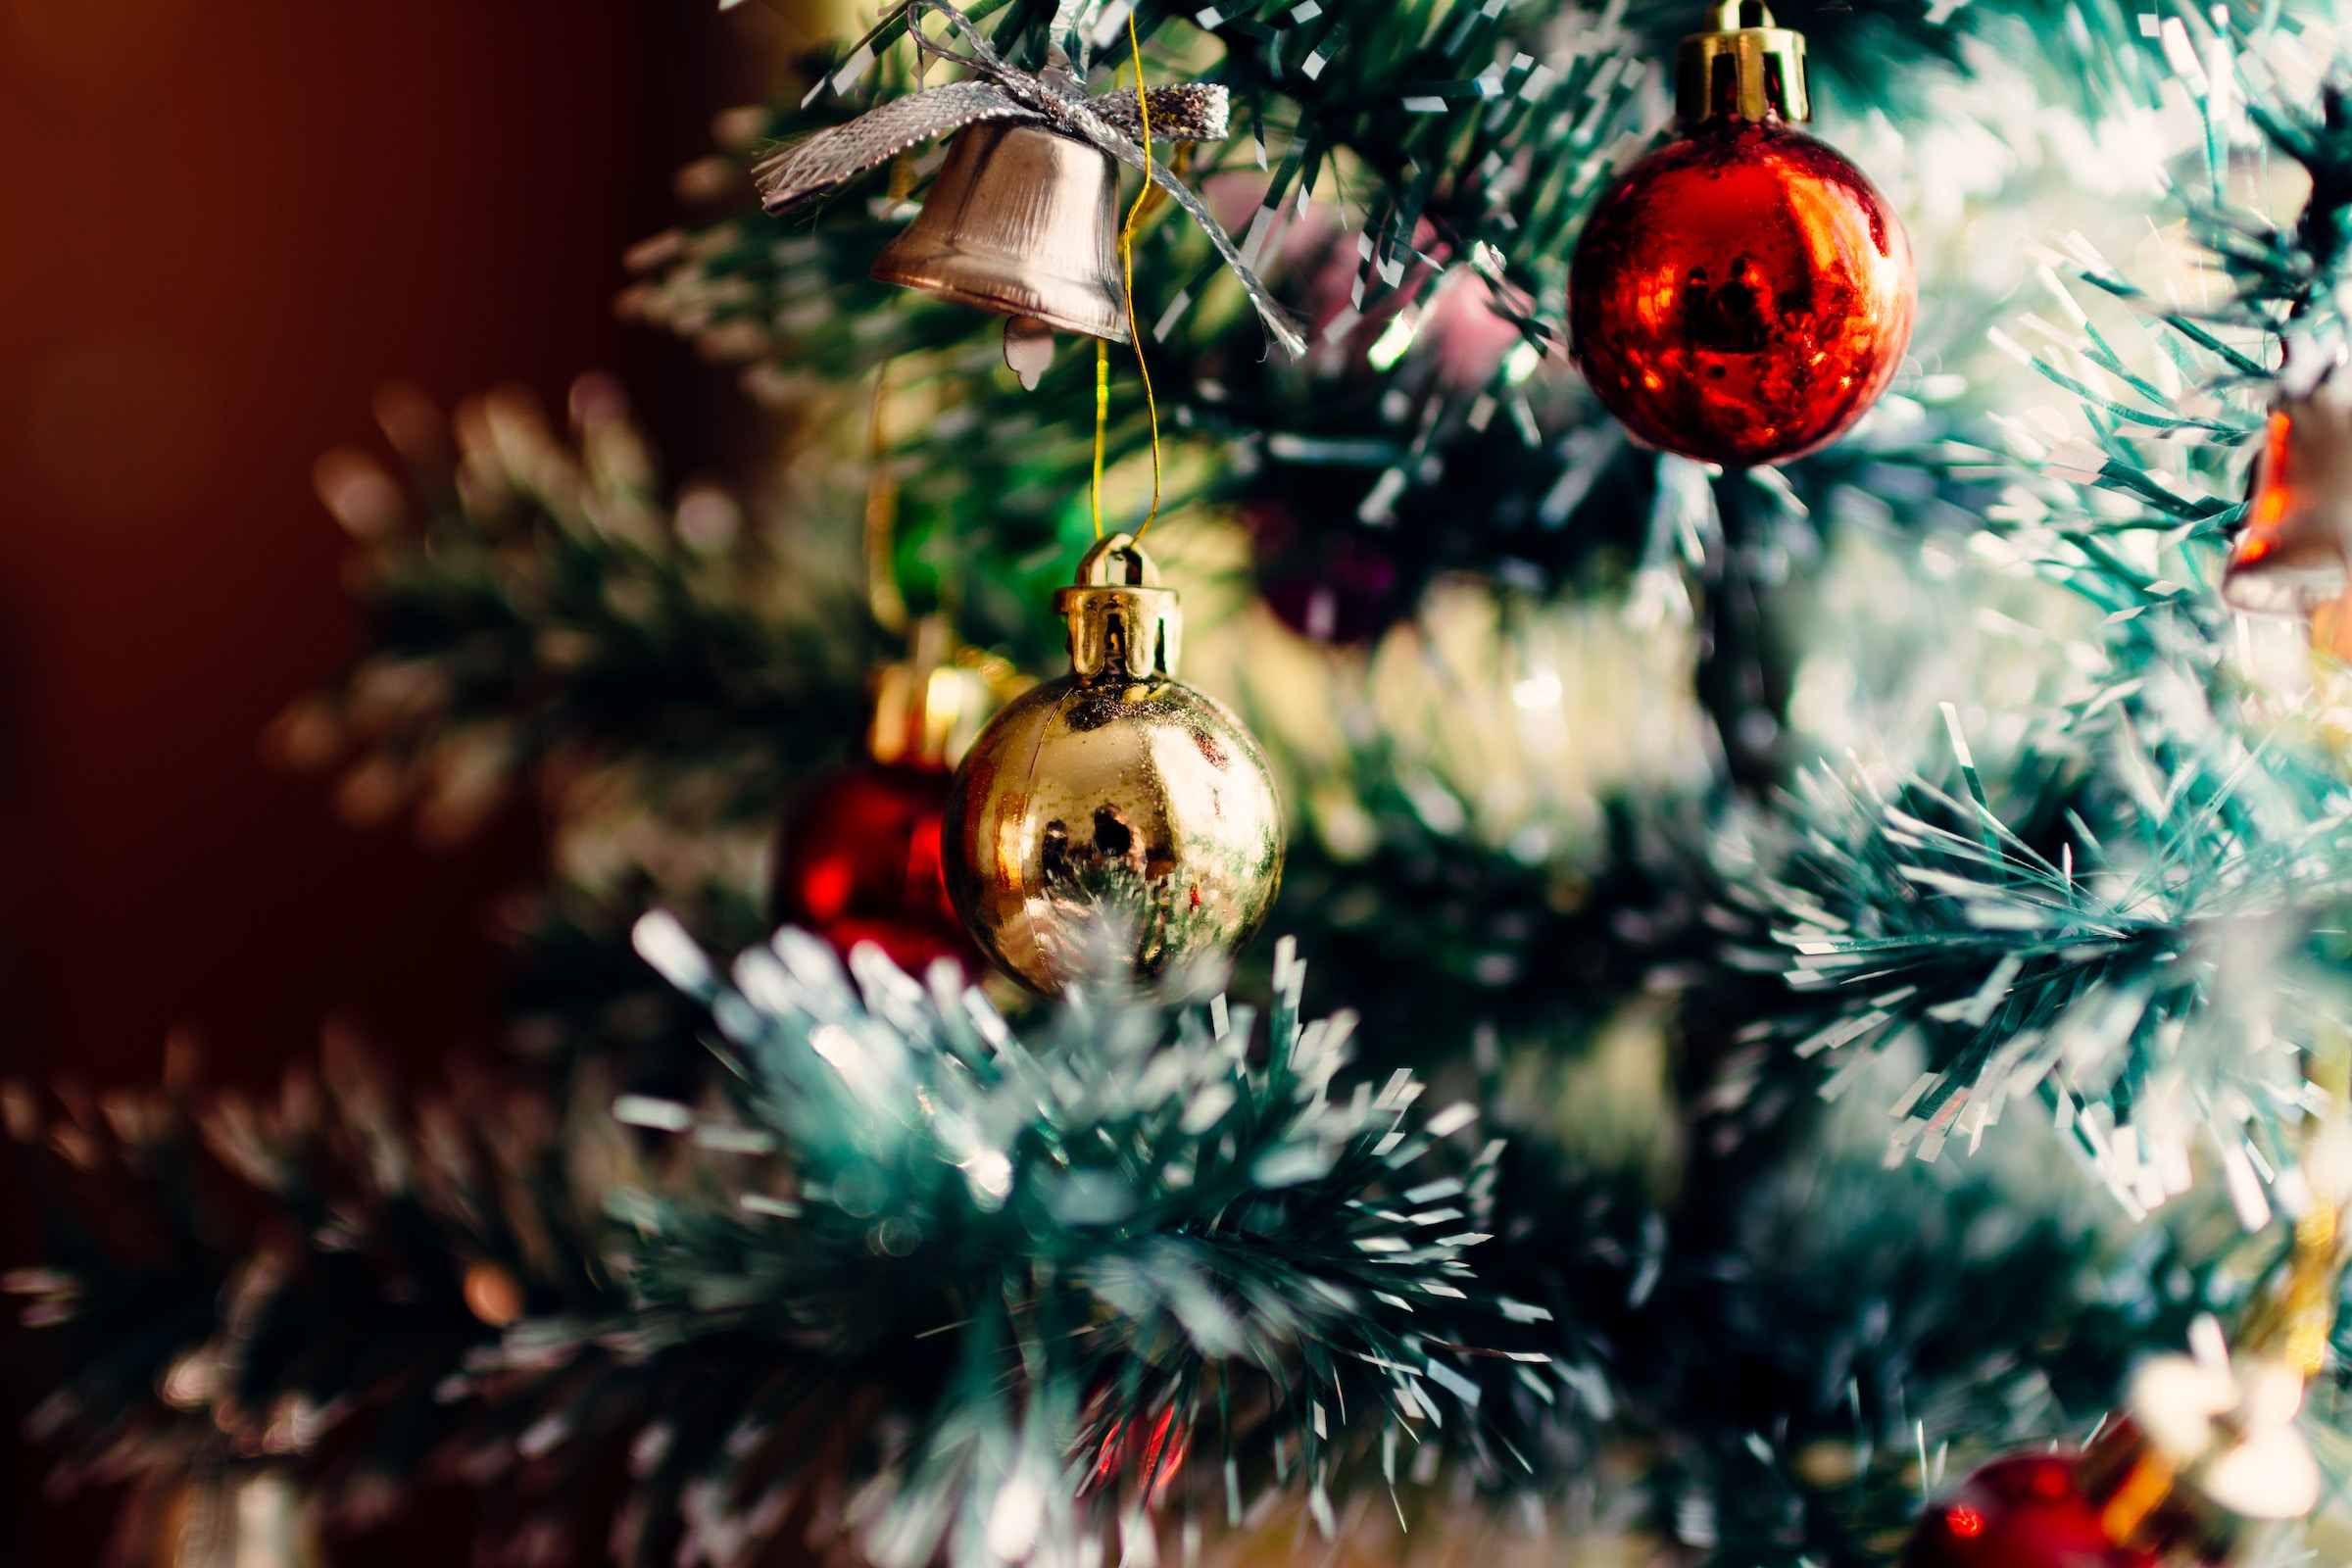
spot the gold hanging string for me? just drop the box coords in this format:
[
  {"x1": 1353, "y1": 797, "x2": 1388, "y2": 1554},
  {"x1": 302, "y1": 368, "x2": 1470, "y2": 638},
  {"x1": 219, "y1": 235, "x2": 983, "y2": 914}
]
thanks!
[
  {"x1": 1121, "y1": 13, "x2": 1164, "y2": 540},
  {"x1": 886, "y1": 147, "x2": 920, "y2": 206},
  {"x1": 1082, "y1": 24, "x2": 1168, "y2": 548},
  {"x1": 865, "y1": 362, "x2": 909, "y2": 634},
  {"x1": 1092, "y1": 336, "x2": 1109, "y2": 539}
]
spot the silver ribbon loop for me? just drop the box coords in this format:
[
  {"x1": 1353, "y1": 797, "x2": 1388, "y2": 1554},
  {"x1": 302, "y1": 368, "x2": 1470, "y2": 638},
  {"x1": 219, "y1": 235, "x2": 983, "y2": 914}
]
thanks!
[{"x1": 753, "y1": 81, "x2": 1227, "y2": 210}]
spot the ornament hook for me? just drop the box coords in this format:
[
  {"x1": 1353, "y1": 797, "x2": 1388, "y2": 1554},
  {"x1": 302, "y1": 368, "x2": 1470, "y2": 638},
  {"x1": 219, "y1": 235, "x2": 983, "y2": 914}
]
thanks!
[{"x1": 1056, "y1": 532, "x2": 1179, "y2": 680}]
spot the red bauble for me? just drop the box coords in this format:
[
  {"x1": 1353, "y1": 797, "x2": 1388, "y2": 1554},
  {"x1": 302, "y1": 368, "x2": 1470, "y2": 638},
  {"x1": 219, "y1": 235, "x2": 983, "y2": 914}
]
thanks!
[
  {"x1": 773, "y1": 762, "x2": 977, "y2": 974},
  {"x1": 1568, "y1": 119, "x2": 1915, "y2": 466},
  {"x1": 1901, "y1": 1454, "x2": 2156, "y2": 1568}
]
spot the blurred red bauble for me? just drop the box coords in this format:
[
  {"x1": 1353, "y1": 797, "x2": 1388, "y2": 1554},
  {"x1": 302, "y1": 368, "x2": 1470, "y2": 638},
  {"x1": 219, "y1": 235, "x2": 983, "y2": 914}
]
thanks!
[
  {"x1": 1567, "y1": 4, "x2": 1914, "y2": 467},
  {"x1": 772, "y1": 615, "x2": 998, "y2": 974},
  {"x1": 1901, "y1": 1454, "x2": 2154, "y2": 1568},
  {"x1": 773, "y1": 762, "x2": 976, "y2": 974},
  {"x1": 1908, "y1": 1353, "x2": 2329, "y2": 1568}
]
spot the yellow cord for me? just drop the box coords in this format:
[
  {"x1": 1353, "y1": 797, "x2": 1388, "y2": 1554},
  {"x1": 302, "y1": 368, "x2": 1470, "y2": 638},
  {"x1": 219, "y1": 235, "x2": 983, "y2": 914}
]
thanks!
[
  {"x1": 1121, "y1": 13, "x2": 1164, "y2": 540},
  {"x1": 1091, "y1": 336, "x2": 1108, "y2": 539}
]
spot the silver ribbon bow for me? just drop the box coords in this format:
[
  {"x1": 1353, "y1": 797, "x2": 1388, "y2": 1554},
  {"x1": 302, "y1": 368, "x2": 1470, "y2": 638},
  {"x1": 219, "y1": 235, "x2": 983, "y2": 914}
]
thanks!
[{"x1": 754, "y1": 0, "x2": 1305, "y2": 358}]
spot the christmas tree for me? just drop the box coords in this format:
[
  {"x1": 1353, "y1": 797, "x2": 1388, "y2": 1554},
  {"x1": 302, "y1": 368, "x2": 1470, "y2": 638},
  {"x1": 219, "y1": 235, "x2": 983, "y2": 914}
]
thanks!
[{"x1": 15, "y1": 0, "x2": 2352, "y2": 1564}]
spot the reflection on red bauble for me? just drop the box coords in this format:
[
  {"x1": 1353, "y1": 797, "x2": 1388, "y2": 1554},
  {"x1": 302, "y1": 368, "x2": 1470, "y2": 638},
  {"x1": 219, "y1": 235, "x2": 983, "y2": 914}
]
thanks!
[
  {"x1": 1901, "y1": 1454, "x2": 2155, "y2": 1568},
  {"x1": 1568, "y1": 119, "x2": 1915, "y2": 467},
  {"x1": 773, "y1": 763, "x2": 976, "y2": 974}
]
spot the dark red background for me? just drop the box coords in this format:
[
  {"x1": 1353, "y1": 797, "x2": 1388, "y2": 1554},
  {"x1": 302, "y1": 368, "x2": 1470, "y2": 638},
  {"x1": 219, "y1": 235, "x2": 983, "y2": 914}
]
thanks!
[{"x1": 0, "y1": 1, "x2": 779, "y2": 1558}]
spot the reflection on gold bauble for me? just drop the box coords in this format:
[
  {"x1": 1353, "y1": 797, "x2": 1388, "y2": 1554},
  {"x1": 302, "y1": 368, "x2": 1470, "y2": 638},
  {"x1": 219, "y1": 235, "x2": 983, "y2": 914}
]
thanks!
[{"x1": 944, "y1": 534, "x2": 1283, "y2": 995}]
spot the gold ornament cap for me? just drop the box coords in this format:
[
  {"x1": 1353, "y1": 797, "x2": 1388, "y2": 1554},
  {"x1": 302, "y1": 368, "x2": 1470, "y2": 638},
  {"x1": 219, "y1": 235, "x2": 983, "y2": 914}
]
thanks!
[
  {"x1": 1678, "y1": 1, "x2": 1810, "y2": 125},
  {"x1": 1055, "y1": 532, "x2": 1183, "y2": 681},
  {"x1": 868, "y1": 614, "x2": 1001, "y2": 770}
]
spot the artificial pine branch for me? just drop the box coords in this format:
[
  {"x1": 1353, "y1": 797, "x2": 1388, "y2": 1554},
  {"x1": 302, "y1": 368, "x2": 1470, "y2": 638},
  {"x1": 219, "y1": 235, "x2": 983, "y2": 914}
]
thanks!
[
  {"x1": 602, "y1": 915, "x2": 1549, "y2": 1568},
  {"x1": 284, "y1": 376, "x2": 872, "y2": 847},
  {"x1": 1704, "y1": 17, "x2": 2352, "y2": 1193}
]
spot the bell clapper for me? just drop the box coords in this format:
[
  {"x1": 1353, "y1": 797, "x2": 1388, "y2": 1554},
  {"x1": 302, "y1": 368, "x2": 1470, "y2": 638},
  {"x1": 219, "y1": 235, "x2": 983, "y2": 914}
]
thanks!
[{"x1": 1004, "y1": 316, "x2": 1054, "y2": 391}]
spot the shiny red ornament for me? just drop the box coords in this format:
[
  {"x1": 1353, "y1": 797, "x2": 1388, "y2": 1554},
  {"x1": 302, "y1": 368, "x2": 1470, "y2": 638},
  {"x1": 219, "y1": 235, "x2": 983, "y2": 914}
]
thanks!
[
  {"x1": 1568, "y1": 4, "x2": 1915, "y2": 467},
  {"x1": 1076, "y1": 1383, "x2": 1191, "y2": 1506},
  {"x1": 1901, "y1": 1454, "x2": 2156, "y2": 1568},
  {"x1": 773, "y1": 616, "x2": 995, "y2": 974},
  {"x1": 773, "y1": 761, "x2": 977, "y2": 975}
]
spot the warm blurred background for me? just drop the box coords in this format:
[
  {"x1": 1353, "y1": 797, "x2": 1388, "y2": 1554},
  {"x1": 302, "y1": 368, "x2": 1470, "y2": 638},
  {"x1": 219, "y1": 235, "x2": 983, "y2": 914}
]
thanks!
[{"x1": 0, "y1": 1, "x2": 787, "y2": 1559}]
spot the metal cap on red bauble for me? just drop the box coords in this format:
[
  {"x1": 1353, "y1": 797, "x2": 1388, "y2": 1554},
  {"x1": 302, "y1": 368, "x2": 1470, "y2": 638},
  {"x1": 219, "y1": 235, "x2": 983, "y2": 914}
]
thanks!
[
  {"x1": 865, "y1": 614, "x2": 1002, "y2": 769},
  {"x1": 1677, "y1": 0, "x2": 1810, "y2": 124}
]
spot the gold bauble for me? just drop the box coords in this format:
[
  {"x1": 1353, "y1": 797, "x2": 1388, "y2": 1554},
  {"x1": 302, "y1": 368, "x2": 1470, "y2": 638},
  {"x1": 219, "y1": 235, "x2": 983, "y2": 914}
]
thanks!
[{"x1": 944, "y1": 533, "x2": 1283, "y2": 995}]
